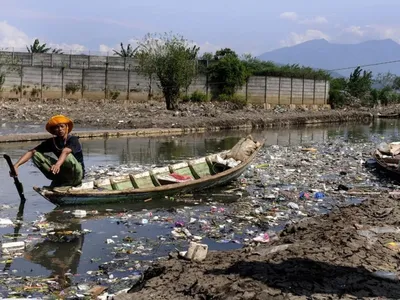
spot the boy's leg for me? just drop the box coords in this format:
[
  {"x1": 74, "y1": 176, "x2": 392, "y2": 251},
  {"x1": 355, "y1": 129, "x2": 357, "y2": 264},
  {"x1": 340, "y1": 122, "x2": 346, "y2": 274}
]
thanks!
[
  {"x1": 32, "y1": 152, "x2": 83, "y2": 186},
  {"x1": 32, "y1": 152, "x2": 58, "y2": 181},
  {"x1": 58, "y1": 154, "x2": 83, "y2": 186}
]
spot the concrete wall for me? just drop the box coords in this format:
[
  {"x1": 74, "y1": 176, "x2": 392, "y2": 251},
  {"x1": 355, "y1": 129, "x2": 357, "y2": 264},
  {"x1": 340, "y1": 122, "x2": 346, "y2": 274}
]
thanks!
[{"x1": 0, "y1": 51, "x2": 329, "y2": 105}]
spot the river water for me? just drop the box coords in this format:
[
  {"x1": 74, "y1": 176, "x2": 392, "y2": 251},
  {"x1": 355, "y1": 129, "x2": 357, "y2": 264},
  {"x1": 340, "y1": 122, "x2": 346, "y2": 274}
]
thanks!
[{"x1": 0, "y1": 118, "x2": 399, "y2": 290}]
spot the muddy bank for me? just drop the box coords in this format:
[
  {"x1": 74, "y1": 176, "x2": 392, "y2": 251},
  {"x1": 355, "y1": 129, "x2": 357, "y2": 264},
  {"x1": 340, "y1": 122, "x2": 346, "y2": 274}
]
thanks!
[
  {"x1": 0, "y1": 99, "x2": 380, "y2": 133},
  {"x1": 123, "y1": 193, "x2": 400, "y2": 300}
]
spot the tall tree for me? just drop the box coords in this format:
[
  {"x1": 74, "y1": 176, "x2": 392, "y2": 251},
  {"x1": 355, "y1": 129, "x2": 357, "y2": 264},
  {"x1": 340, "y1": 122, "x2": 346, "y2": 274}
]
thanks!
[
  {"x1": 347, "y1": 66, "x2": 372, "y2": 99},
  {"x1": 136, "y1": 32, "x2": 199, "y2": 110},
  {"x1": 207, "y1": 48, "x2": 247, "y2": 97},
  {"x1": 26, "y1": 39, "x2": 51, "y2": 53},
  {"x1": 113, "y1": 43, "x2": 139, "y2": 57}
]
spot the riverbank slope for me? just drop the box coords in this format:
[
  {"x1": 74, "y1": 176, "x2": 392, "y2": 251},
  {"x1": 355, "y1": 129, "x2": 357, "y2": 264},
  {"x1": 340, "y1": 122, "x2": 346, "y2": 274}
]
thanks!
[{"x1": 123, "y1": 193, "x2": 400, "y2": 300}]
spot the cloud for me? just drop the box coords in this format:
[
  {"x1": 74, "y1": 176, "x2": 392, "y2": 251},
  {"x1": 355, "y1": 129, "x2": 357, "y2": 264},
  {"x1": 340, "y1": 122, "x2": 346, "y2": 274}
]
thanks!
[
  {"x1": 193, "y1": 41, "x2": 223, "y2": 54},
  {"x1": 338, "y1": 24, "x2": 400, "y2": 43},
  {"x1": 280, "y1": 12, "x2": 328, "y2": 25},
  {"x1": 280, "y1": 12, "x2": 298, "y2": 21},
  {"x1": 299, "y1": 16, "x2": 328, "y2": 25},
  {"x1": 0, "y1": 21, "x2": 30, "y2": 50},
  {"x1": 0, "y1": 21, "x2": 86, "y2": 53},
  {"x1": 280, "y1": 29, "x2": 330, "y2": 47}
]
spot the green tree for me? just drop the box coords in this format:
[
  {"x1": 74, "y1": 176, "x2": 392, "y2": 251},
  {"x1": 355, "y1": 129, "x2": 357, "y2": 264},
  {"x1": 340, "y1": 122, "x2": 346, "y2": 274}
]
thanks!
[
  {"x1": 136, "y1": 32, "x2": 199, "y2": 110},
  {"x1": 26, "y1": 39, "x2": 51, "y2": 53},
  {"x1": 392, "y1": 76, "x2": 400, "y2": 91},
  {"x1": 346, "y1": 66, "x2": 372, "y2": 99},
  {"x1": 375, "y1": 72, "x2": 397, "y2": 88},
  {"x1": 113, "y1": 42, "x2": 139, "y2": 57},
  {"x1": 208, "y1": 48, "x2": 247, "y2": 97}
]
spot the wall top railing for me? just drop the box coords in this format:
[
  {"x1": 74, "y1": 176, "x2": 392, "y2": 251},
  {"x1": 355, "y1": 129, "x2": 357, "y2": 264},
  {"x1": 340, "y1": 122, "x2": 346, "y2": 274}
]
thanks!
[{"x1": 0, "y1": 51, "x2": 143, "y2": 70}]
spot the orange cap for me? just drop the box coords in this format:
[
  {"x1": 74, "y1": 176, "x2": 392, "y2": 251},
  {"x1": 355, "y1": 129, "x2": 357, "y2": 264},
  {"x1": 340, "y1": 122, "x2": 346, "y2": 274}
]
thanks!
[{"x1": 45, "y1": 115, "x2": 73, "y2": 134}]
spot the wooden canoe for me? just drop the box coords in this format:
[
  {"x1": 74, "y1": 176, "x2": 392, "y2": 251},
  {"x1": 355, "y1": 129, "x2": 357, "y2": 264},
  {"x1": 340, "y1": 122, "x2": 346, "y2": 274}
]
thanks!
[
  {"x1": 33, "y1": 136, "x2": 263, "y2": 206},
  {"x1": 377, "y1": 113, "x2": 400, "y2": 119},
  {"x1": 372, "y1": 149, "x2": 400, "y2": 183}
]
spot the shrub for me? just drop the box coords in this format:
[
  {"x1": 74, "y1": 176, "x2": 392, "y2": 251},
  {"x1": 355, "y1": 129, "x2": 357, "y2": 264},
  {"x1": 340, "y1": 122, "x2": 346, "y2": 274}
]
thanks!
[
  {"x1": 30, "y1": 86, "x2": 40, "y2": 98},
  {"x1": 328, "y1": 89, "x2": 346, "y2": 108},
  {"x1": 217, "y1": 93, "x2": 247, "y2": 109},
  {"x1": 109, "y1": 90, "x2": 120, "y2": 100},
  {"x1": 190, "y1": 90, "x2": 208, "y2": 102},
  {"x1": 180, "y1": 94, "x2": 191, "y2": 102},
  {"x1": 65, "y1": 82, "x2": 80, "y2": 95}
]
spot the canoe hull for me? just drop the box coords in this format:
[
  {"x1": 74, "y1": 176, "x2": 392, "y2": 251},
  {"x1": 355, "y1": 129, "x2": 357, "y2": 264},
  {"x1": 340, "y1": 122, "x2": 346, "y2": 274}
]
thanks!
[
  {"x1": 34, "y1": 137, "x2": 262, "y2": 206},
  {"x1": 34, "y1": 164, "x2": 247, "y2": 205},
  {"x1": 372, "y1": 151, "x2": 400, "y2": 183}
]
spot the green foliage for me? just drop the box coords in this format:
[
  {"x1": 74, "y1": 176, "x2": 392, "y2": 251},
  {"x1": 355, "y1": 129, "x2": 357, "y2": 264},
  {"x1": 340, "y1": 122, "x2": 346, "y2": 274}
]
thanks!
[
  {"x1": 109, "y1": 89, "x2": 120, "y2": 100},
  {"x1": 330, "y1": 77, "x2": 347, "y2": 91},
  {"x1": 65, "y1": 82, "x2": 80, "y2": 95},
  {"x1": 180, "y1": 94, "x2": 191, "y2": 102},
  {"x1": 113, "y1": 43, "x2": 139, "y2": 57},
  {"x1": 208, "y1": 48, "x2": 247, "y2": 98},
  {"x1": 328, "y1": 89, "x2": 346, "y2": 108},
  {"x1": 136, "y1": 32, "x2": 199, "y2": 110},
  {"x1": 393, "y1": 76, "x2": 400, "y2": 90},
  {"x1": 240, "y1": 54, "x2": 331, "y2": 80},
  {"x1": 30, "y1": 86, "x2": 40, "y2": 98},
  {"x1": 189, "y1": 90, "x2": 207, "y2": 102},
  {"x1": 347, "y1": 66, "x2": 372, "y2": 99},
  {"x1": 52, "y1": 48, "x2": 63, "y2": 54},
  {"x1": 26, "y1": 39, "x2": 51, "y2": 53},
  {"x1": 217, "y1": 93, "x2": 247, "y2": 108}
]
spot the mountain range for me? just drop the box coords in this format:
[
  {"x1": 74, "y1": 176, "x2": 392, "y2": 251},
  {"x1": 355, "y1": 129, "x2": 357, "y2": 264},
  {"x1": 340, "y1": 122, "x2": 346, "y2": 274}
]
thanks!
[{"x1": 257, "y1": 39, "x2": 400, "y2": 77}]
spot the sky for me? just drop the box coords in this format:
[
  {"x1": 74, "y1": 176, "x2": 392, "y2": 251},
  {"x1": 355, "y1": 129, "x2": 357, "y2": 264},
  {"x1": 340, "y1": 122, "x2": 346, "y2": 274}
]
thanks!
[{"x1": 1, "y1": 0, "x2": 400, "y2": 56}]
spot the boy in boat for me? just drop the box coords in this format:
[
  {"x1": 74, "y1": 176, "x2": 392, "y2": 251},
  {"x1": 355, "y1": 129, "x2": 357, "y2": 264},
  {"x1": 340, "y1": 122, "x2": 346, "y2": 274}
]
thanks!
[{"x1": 11, "y1": 115, "x2": 85, "y2": 187}]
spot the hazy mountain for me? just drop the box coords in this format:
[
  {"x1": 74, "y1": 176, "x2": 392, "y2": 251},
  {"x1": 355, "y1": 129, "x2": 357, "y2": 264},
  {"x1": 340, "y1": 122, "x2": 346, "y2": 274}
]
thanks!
[{"x1": 258, "y1": 39, "x2": 400, "y2": 77}]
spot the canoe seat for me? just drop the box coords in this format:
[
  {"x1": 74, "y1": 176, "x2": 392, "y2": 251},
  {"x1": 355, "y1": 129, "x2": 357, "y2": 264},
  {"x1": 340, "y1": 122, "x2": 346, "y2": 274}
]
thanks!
[
  {"x1": 94, "y1": 178, "x2": 114, "y2": 190},
  {"x1": 110, "y1": 175, "x2": 134, "y2": 190},
  {"x1": 130, "y1": 172, "x2": 155, "y2": 189},
  {"x1": 188, "y1": 158, "x2": 211, "y2": 179},
  {"x1": 169, "y1": 162, "x2": 195, "y2": 179}
]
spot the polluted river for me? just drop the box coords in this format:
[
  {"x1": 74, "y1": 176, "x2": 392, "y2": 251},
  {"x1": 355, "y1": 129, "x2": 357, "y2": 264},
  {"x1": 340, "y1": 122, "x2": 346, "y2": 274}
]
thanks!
[{"x1": 0, "y1": 118, "x2": 399, "y2": 298}]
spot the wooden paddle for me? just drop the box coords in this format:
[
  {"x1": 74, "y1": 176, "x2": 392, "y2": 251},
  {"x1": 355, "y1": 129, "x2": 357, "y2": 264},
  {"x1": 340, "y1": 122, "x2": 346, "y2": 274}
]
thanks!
[
  {"x1": 2, "y1": 154, "x2": 27, "y2": 272},
  {"x1": 3, "y1": 154, "x2": 27, "y2": 202}
]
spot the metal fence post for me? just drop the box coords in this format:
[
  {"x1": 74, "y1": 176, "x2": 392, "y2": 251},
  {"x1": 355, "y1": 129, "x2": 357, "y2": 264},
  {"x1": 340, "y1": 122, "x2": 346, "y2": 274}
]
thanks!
[
  {"x1": 105, "y1": 62, "x2": 109, "y2": 99},
  {"x1": 19, "y1": 66, "x2": 23, "y2": 101},
  {"x1": 302, "y1": 76, "x2": 305, "y2": 104},
  {"x1": 61, "y1": 67, "x2": 64, "y2": 99},
  {"x1": 127, "y1": 64, "x2": 131, "y2": 100},
  {"x1": 278, "y1": 77, "x2": 281, "y2": 105},
  {"x1": 264, "y1": 76, "x2": 267, "y2": 105},
  {"x1": 40, "y1": 62, "x2": 44, "y2": 100},
  {"x1": 81, "y1": 63, "x2": 85, "y2": 99},
  {"x1": 313, "y1": 76, "x2": 316, "y2": 105},
  {"x1": 290, "y1": 77, "x2": 293, "y2": 104}
]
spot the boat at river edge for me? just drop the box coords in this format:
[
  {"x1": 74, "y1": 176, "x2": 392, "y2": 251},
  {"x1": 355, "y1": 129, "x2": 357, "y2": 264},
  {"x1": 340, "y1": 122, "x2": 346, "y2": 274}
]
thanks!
[{"x1": 33, "y1": 136, "x2": 263, "y2": 206}]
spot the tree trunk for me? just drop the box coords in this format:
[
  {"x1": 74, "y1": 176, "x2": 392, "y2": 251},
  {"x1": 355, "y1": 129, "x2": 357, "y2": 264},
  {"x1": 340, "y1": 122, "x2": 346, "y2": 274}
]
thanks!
[{"x1": 165, "y1": 94, "x2": 178, "y2": 110}]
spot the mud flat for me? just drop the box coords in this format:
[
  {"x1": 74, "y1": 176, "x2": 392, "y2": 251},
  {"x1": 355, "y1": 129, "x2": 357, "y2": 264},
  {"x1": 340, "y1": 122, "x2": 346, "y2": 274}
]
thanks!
[{"x1": 124, "y1": 193, "x2": 400, "y2": 300}]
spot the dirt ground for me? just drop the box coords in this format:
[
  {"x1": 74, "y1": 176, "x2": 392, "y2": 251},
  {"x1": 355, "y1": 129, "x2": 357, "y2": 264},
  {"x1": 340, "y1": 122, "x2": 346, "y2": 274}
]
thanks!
[
  {"x1": 0, "y1": 98, "x2": 388, "y2": 131},
  {"x1": 123, "y1": 193, "x2": 400, "y2": 300}
]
